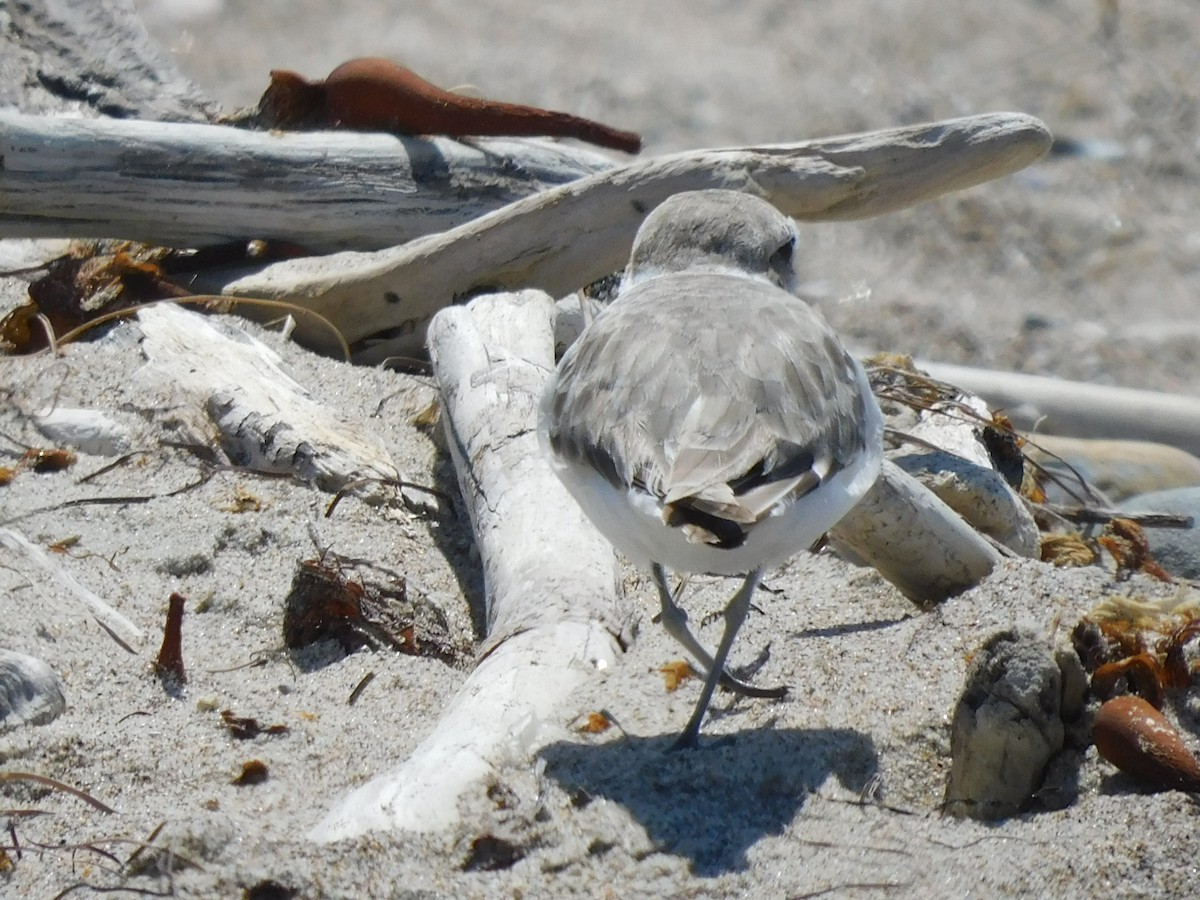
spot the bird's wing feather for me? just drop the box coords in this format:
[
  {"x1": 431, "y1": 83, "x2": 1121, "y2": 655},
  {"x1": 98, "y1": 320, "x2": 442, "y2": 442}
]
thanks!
[{"x1": 547, "y1": 273, "x2": 870, "y2": 535}]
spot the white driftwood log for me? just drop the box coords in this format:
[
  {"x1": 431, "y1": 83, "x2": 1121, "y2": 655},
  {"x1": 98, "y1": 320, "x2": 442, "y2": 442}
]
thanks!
[
  {"x1": 830, "y1": 461, "x2": 1003, "y2": 604},
  {"x1": 137, "y1": 304, "x2": 402, "y2": 502},
  {"x1": 311, "y1": 289, "x2": 626, "y2": 839},
  {"x1": 0, "y1": 110, "x2": 615, "y2": 253},
  {"x1": 919, "y1": 360, "x2": 1200, "y2": 458},
  {"x1": 185, "y1": 112, "x2": 1051, "y2": 358}
]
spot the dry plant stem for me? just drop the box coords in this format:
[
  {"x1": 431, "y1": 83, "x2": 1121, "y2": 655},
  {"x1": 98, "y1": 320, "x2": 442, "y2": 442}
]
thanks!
[
  {"x1": 189, "y1": 112, "x2": 1051, "y2": 358},
  {"x1": 153, "y1": 592, "x2": 187, "y2": 684},
  {"x1": 311, "y1": 290, "x2": 626, "y2": 839},
  {"x1": 919, "y1": 360, "x2": 1200, "y2": 457},
  {"x1": 0, "y1": 772, "x2": 115, "y2": 814},
  {"x1": 0, "y1": 110, "x2": 614, "y2": 253},
  {"x1": 829, "y1": 460, "x2": 1002, "y2": 604}
]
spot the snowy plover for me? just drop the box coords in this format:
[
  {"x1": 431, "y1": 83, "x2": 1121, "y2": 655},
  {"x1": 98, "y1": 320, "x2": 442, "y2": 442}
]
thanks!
[{"x1": 541, "y1": 190, "x2": 883, "y2": 748}]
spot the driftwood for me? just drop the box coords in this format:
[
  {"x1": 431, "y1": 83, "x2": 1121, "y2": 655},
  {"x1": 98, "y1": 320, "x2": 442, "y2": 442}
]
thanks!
[
  {"x1": 920, "y1": 360, "x2": 1200, "y2": 458},
  {"x1": 137, "y1": 304, "x2": 403, "y2": 502},
  {"x1": 0, "y1": 526, "x2": 143, "y2": 646},
  {"x1": 169, "y1": 112, "x2": 1053, "y2": 358},
  {"x1": 0, "y1": 111, "x2": 617, "y2": 253},
  {"x1": 829, "y1": 462, "x2": 1003, "y2": 603},
  {"x1": 312, "y1": 290, "x2": 627, "y2": 839}
]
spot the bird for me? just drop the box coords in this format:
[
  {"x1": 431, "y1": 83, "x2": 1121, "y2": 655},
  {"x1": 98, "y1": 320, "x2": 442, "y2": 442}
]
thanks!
[{"x1": 539, "y1": 189, "x2": 883, "y2": 749}]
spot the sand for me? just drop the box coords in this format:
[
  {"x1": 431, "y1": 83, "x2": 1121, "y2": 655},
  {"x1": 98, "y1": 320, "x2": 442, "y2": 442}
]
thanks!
[{"x1": 4, "y1": 0, "x2": 1200, "y2": 896}]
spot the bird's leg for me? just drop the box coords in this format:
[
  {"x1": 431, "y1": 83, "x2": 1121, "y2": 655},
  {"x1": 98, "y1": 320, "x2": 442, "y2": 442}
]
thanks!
[
  {"x1": 651, "y1": 565, "x2": 785, "y2": 700},
  {"x1": 672, "y1": 569, "x2": 764, "y2": 750}
]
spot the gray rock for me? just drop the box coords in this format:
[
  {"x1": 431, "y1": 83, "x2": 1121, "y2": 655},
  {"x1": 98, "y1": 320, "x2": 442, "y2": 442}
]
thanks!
[
  {"x1": 1120, "y1": 487, "x2": 1200, "y2": 579},
  {"x1": 1029, "y1": 436, "x2": 1200, "y2": 504},
  {"x1": 0, "y1": 649, "x2": 67, "y2": 732},
  {"x1": 944, "y1": 630, "x2": 1065, "y2": 820}
]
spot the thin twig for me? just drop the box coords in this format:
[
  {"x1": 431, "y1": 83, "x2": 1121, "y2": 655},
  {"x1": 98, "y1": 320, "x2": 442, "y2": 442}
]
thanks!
[
  {"x1": 0, "y1": 772, "x2": 114, "y2": 814},
  {"x1": 47, "y1": 295, "x2": 352, "y2": 362},
  {"x1": 324, "y1": 475, "x2": 456, "y2": 518},
  {"x1": 348, "y1": 672, "x2": 376, "y2": 706}
]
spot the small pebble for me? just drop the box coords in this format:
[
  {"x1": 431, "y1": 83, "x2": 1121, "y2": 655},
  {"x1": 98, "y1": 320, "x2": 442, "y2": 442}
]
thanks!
[
  {"x1": 1120, "y1": 487, "x2": 1200, "y2": 579},
  {"x1": 1092, "y1": 694, "x2": 1200, "y2": 792},
  {"x1": 944, "y1": 631, "x2": 1065, "y2": 819}
]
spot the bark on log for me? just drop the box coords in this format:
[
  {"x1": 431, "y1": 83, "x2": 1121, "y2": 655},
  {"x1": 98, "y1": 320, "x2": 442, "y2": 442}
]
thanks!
[
  {"x1": 312, "y1": 289, "x2": 627, "y2": 838},
  {"x1": 0, "y1": 111, "x2": 617, "y2": 252},
  {"x1": 179, "y1": 112, "x2": 1051, "y2": 359}
]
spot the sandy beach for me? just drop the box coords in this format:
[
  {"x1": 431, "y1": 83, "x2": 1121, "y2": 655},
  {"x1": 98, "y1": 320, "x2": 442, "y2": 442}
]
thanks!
[{"x1": 4, "y1": 1, "x2": 1200, "y2": 896}]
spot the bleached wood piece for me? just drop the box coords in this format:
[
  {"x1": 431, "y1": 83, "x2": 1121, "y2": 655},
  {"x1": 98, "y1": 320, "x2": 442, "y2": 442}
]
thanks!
[
  {"x1": 190, "y1": 112, "x2": 1051, "y2": 358},
  {"x1": 919, "y1": 360, "x2": 1200, "y2": 457},
  {"x1": 0, "y1": 527, "x2": 143, "y2": 646},
  {"x1": 32, "y1": 407, "x2": 133, "y2": 457},
  {"x1": 312, "y1": 290, "x2": 625, "y2": 839},
  {"x1": 830, "y1": 460, "x2": 1003, "y2": 604},
  {"x1": 0, "y1": 110, "x2": 617, "y2": 253},
  {"x1": 899, "y1": 455, "x2": 1039, "y2": 558},
  {"x1": 136, "y1": 304, "x2": 402, "y2": 501}
]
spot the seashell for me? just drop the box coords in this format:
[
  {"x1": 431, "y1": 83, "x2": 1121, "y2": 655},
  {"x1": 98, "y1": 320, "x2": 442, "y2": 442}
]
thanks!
[
  {"x1": 1092, "y1": 694, "x2": 1200, "y2": 792},
  {"x1": 0, "y1": 649, "x2": 67, "y2": 733},
  {"x1": 33, "y1": 406, "x2": 133, "y2": 457}
]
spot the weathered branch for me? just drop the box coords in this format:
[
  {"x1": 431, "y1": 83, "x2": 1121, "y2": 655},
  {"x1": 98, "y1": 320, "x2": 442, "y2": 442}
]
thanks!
[
  {"x1": 920, "y1": 360, "x2": 1200, "y2": 457},
  {"x1": 0, "y1": 526, "x2": 143, "y2": 646},
  {"x1": 312, "y1": 290, "x2": 627, "y2": 838},
  {"x1": 182, "y1": 112, "x2": 1051, "y2": 358},
  {"x1": 830, "y1": 461, "x2": 1003, "y2": 604},
  {"x1": 0, "y1": 110, "x2": 616, "y2": 253}
]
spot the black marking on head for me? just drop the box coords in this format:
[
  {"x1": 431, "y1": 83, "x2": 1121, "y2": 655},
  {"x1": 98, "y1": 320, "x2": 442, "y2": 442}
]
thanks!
[
  {"x1": 384, "y1": 291, "x2": 402, "y2": 304},
  {"x1": 770, "y1": 233, "x2": 796, "y2": 269}
]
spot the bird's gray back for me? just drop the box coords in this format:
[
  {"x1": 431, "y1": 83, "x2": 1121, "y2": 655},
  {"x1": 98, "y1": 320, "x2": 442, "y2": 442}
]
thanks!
[{"x1": 546, "y1": 273, "x2": 870, "y2": 505}]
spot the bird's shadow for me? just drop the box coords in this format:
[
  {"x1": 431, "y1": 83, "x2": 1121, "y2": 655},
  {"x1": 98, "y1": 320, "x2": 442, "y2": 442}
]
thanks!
[{"x1": 538, "y1": 726, "x2": 878, "y2": 877}]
